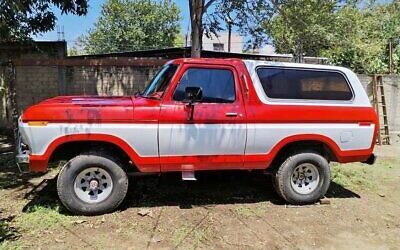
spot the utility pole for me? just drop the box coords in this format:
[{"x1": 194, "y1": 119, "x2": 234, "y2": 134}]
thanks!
[{"x1": 226, "y1": 15, "x2": 232, "y2": 52}]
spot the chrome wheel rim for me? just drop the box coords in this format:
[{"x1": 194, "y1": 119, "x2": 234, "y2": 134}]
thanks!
[
  {"x1": 74, "y1": 167, "x2": 113, "y2": 203},
  {"x1": 290, "y1": 163, "x2": 320, "y2": 195}
]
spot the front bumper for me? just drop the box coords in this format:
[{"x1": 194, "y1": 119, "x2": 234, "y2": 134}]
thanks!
[
  {"x1": 15, "y1": 123, "x2": 31, "y2": 173},
  {"x1": 16, "y1": 152, "x2": 30, "y2": 173}
]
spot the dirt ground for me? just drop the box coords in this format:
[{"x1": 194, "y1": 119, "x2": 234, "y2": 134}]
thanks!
[{"x1": 1, "y1": 139, "x2": 399, "y2": 250}]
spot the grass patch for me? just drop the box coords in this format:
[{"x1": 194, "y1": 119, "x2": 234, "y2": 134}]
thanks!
[
  {"x1": 0, "y1": 217, "x2": 20, "y2": 250},
  {"x1": 0, "y1": 240, "x2": 22, "y2": 250},
  {"x1": 233, "y1": 204, "x2": 267, "y2": 218},
  {"x1": 16, "y1": 205, "x2": 72, "y2": 234},
  {"x1": 331, "y1": 163, "x2": 375, "y2": 190},
  {"x1": 234, "y1": 206, "x2": 254, "y2": 218},
  {"x1": 331, "y1": 158, "x2": 399, "y2": 191},
  {"x1": 172, "y1": 224, "x2": 213, "y2": 249},
  {"x1": 172, "y1": 226, "x2": 191, "y2": 246}
]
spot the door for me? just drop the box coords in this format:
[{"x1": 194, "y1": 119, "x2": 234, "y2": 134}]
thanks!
[{"x1": 159, "y1": 64, "x2": 247, "y2": 171}]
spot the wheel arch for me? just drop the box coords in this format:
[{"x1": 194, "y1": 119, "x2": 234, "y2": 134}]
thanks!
[
  {"x1": 44, "y1": 134, "x2": 143, "y2": 172},
  {"x1": 267, "y1": 134, "x2": 341, "y2": 170}
]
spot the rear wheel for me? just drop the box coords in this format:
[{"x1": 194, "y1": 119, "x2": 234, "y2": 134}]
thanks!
[
  {"x1": 57, "y1": 152, "x2": 129, "y2": 215},
  {"x1": 273, "y1": 152, "x2": 330, "y2": 204}
]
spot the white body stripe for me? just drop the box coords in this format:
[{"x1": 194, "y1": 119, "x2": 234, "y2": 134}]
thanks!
[
  {"x1": 243, "y1": 60, "x2": 372, "y2": 107},
  {"x1": 159, "y1": 124, "x2": 247, "y2": 156},
  {"x1": 19, "y1": 123, "x2": 159, "y2": 156},
  {"x1": 20, "y1": 122, "x2": 374, "y2": 157},
  {"x1": 246, "y1": 123, "x2": 374, "y2": 154}
]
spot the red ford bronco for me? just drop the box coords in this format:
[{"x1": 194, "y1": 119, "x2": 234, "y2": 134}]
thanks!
[{"x1": 16, "y1": 58, "x2": 377, "y2": 215}]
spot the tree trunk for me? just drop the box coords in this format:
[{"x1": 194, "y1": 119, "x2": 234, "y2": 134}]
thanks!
[
  {"x1": 5, "y1": 61, "x2": 19, "y2": 153},
  {"x1": 294, "y1": 39, "x2": 303, "y2": 63},
  {"x1": 189, "y1": 0, "x2": 204, "y2": 58}
]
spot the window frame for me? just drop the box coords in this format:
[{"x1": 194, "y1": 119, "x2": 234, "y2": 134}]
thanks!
[
  {"x1": 255, "y1": 66, "x2": 355, "y2": 104},
  {"x1": 171, "y1": 66, "x2": 237, "y2": 104},
  {"x1": 141, "y1": 63, "x2": 179, "y2": 99}
]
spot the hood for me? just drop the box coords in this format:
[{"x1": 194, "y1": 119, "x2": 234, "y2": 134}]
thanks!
[{"x1": 22, "y1": 96, "x2": 135, "y2": 123}]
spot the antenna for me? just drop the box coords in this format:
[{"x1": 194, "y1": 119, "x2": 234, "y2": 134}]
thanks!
[{"x1": 57, "y1": 25, "x2": 65, "y2": 41}]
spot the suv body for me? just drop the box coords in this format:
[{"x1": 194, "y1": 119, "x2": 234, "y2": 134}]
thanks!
[{"x1": 17, "y1": 58, "x2": 377, "y2": 215}]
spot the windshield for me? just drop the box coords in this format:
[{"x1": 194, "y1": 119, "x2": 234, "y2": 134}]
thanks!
[{"x1": 141, "y1": 64, "x2": 178, "y2": 98}]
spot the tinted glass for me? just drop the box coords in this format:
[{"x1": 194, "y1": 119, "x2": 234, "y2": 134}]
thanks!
[
  {"x1": 142, "y1": 64, "x2": 178, "y2": 98},
  {"x1": 256, "y1": 68, "x2": 353, "y2": 101},
  {"x1": 173, "y1": 68, "x2": 235, "y2": 103}
]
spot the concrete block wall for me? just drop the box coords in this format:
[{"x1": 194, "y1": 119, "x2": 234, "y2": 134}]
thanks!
[
  {"x1": 66, "y1": 66, "x2": 160, "y2": 96},
  {"x1": 1, "y1": 62, "x2": 162, "y2": 131},
  {"x1": 0, "y1": 41, "x2": 66, "y2": 130},
  {"x1": 15, "y1": 66, "x2": 59, "y2": 109}
]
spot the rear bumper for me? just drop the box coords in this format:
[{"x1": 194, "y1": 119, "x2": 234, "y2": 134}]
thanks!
[{"x1": 362, "y1": 153, "x2": 377, "y2": 165}]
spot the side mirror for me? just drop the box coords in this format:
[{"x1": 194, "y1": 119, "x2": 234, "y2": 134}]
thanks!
[{"x1": 184, "y1": 86, "x2": 203, "y2": 104}]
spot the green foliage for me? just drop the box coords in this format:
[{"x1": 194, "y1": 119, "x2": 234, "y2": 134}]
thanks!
[
  {"x1": 264, "y1": 0, "x2": 337, "y2": 58},
  {"x1": 0, "y1": 0, "x2": 88, "y2": 42},
  {"x1": 322, "y1": 2, "x2": 400, "y2": 74},
  {"x1": 67, "y1": 46, "x2": 79, "y2": 56},
  {"x1": 173, "y1": 33, "x2": 185, "y2": 47},
  {"x1": 266, "y1": 1, "x2": 400, "y2": 73},
  {"x1": 80, "y1": 0, "x2": 180, "y2": 54}
]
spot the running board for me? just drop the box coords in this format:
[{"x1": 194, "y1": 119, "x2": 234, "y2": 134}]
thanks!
[{"x1": 182, "y1": 171, "x2": 196, "y2": 181}]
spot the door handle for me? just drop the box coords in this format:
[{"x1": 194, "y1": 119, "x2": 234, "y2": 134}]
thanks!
[{"x1": 225, "y1": 112, "x2": 238, "y2": 117}]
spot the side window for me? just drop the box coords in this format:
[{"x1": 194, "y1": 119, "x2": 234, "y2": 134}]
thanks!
[
  {"x1": 256, "y1": 68, "x2": 353, "y2": 101},
  {"x1": 173, "y1": 68, "x2": 235, "y2": 103}
]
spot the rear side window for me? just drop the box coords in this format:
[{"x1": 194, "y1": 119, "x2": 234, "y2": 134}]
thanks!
[
  {"x1": 256, "y1": 68, "x2": 353, "y2": 101},
  {"x1": 173, "y1": 68, "x2": 235, "y2": 103}
]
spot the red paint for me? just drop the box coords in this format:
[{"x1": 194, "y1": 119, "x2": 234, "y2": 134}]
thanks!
[
  {"x1": 22, "y1": 58, "x2": 378, "y2": 173},
  {"x1": 22, "y1": 96, "x2": 135, "y2": 123}
]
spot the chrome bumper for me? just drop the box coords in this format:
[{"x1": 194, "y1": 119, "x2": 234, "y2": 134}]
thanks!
[
  {"x1": 15, "y1": 126, "x2": 30, "y2": 173},
  {"x1": 16, "y1": 153, "x2": 29, "y2": 164}
]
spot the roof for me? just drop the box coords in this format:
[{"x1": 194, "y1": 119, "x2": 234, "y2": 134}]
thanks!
[
  {"x1": 243, "y1": 59, "x2": 348, "y2": 72},
  {"x1": 69, "y1": 46, "x2": 295, "y2": 62}
]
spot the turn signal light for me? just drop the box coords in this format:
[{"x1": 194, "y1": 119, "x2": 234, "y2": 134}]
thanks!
[{"x1": 27, "y1": 121, "x2": 48, "y2": 126}]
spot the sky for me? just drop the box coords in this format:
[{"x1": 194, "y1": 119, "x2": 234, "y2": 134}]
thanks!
[{"x1": 34, "y1": 0, "x2": 191, "y2": 45}]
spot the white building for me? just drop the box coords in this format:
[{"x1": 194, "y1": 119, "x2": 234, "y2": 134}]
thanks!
[{"x1": 189, "y1": 32, "x2": 244, "y2": 53}]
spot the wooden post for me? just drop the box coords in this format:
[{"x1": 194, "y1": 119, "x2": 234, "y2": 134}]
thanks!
[
  {"x1": 389, "y1": 39, "x2": 393, "y2": 74},
  {"x1": 371, "y1": 75, "x2": 381, "y2": 145}
]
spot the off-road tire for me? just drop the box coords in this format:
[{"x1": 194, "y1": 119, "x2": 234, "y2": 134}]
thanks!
[
  {"x1": 57, "y1": 152, "x2": 129, "y2": 215},
  {"x1": 273, "y1": 152, "x2": 330, "y2": 205}
]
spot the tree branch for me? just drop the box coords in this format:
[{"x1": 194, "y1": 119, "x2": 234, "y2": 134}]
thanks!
[{"x1": 204, "y1": 0, "x2": 218, "y2": 12}]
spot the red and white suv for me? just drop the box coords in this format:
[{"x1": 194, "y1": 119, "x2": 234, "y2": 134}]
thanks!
[{"x1": 16, "y1": 58, "x2": 377, "y2": 215}]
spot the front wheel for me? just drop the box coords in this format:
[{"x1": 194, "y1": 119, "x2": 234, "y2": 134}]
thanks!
[
  {"x1": 273, "y1": 152, "x2": 330, "y2": 205},
  {"x1": 57, "y1": 152, "x2": 129, "y2": 215}
]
